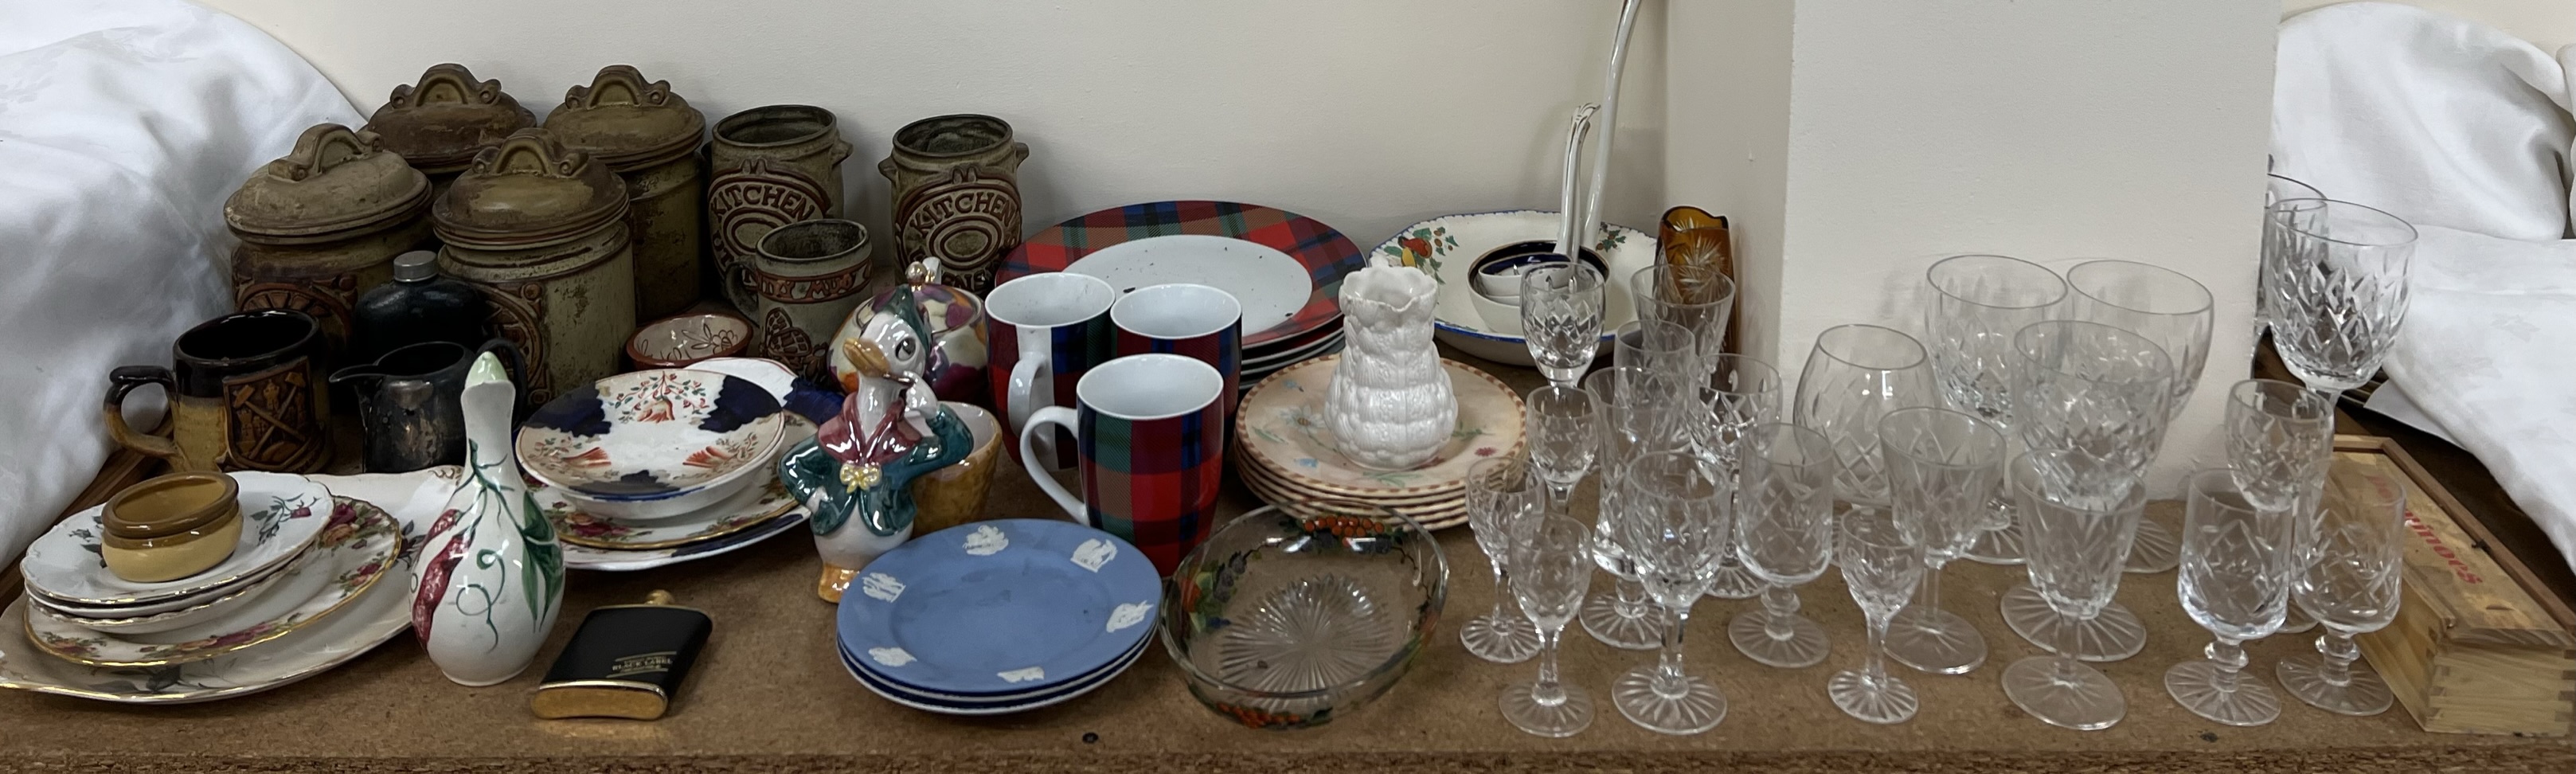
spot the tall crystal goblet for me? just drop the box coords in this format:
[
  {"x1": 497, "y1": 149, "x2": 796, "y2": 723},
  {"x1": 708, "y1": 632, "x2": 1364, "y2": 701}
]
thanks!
[
  {"x1": 1500, "y1": 514, "x2": 1597, "y2": 737},
  {"x1": 1924, "y1": 254, "x2": 2065, "y2": 567},
  {"x1": 1832, "y1": 501, "x2": 1928, "y2": 723},
  {"x1": 1522, "y1": 263, "x2": 1606, "y2": 389},
  {"x1": 2169, "y1": 468, "x2": 2299, "y2": 726},
  {"x1": 2064, "y1": 259, "x2": 2213, "y2": 573},
  {"x1": 1731, "y1": 422, "x2": 1836, "y2": 668},
  {"x1": 1999, "y1": 451, "x2": 2145, "y2": 730},
  {"x1": 1697, "y1": 354, "x2": 1781, "y2": 600},
  {"x1": 2277, "y1": 469, "x2": 2406, "y2": 716},
  {"x1": 1460, "y1": 457, "x2": 1547, "y2": 664},
  {"x1": 2267, "y1": 198, "x2": 2417, "y2": 392},
  {"x1": 1796, "y1": 323, "x2": 1938, "y2": 505},
  {"x1": 1877, "y1": 407, "x2": 2006, "y2": 675},
  {"x1": 1579, "y1": 366, "x2": 1673, "y2": 650},
  {"x1": 2000, "y1": 319, "x2": 2172, "y2": 663},
  {"x1": 2258, "y1": 174, "x2": 2328, "y2": 333},
  {"x1": 1608, "y1": 451, "x2": 1731, "y2": 734}
]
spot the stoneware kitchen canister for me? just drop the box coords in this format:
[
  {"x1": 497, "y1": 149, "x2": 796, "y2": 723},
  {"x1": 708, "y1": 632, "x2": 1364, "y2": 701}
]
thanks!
[
  {"x1": 1018, "y1": 353, "x2": 1227, "y2": 576},
  {"x1": 224, "y1": 123, "x2": 434, "y2": 364},
  {"x1": 104, "y1": 309, "x2": 331, "y2": 474},
  {"x1": 752, "y1": 218, "x2": 874, "y2": 380},
  {"x1": 542, "y1": 65, "x2": 708, "y2": 319},
  {"x1": 412, "y1": 350, "x2": 565, "y2": 686},
  {"x1": 432, "y1": 128, "x2": 636, "y2": 406},
  {"x1": 709, "y1": 105, "x2": 850, "y2": 312},
  {"x1": 879, "y1": 114, "x2": 1028, "y2": 295},
  {"x1": 362, "y1": 63, "x2": 536, "y2": 197}
]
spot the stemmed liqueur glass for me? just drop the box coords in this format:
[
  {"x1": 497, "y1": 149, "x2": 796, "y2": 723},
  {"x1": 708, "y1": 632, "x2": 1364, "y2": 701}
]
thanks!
[
  {"x1": 2265, "y1": 198, "x2": 2417, "y2": 392},
  {"x1": 2063, "y1": 259, "x2": 2214, "y2": 574},
  {"x1": 1832, "y1": 501, "x2": 1928, "y2": 723},
  {"x1": 1697, "y1": 354, "x2": 1781, "y2": 600},
  {"x1": 1877, "y1": 407, "x2": 2006, "y2": 675},
  {"x1": 2277, "y1": 469, "x2": 2407, "y2": 716},
  {"x1": 1795, "y1": 324, "x2": 1938, "y2": 505},
  {"x1": 1460, "y1": 457, "x2": 1547, "y2": 664},
  {"x1": 1999, "y1": 450, "x2": 2145, "y2": 731},
  {"x1": 2226, "y1": 379, "x2": 2336, "y2": 635},
  {"x1": 1500, "y1": 514, "x2": 1597, "y2": 737},
  {"x1": 1731, "y1": 422, "x2": 1837, "y2": 668},
  {"x1": 1523, "y1": 385, "x2": 1599, "y2": 508},
  {"x1": 1923, "y1": 254, "x2": 2065, "y2": 566},
  {"x1": 1999, "y1": 320, "x2": 2171, "y2": 663},
  {"x1": 1522, "y1": 263, "x2": 1606, "y2": 389},
  {"x1": 2169, "y1": 469, "x2": 2299, "y2": 726},
  {"x1": 1579, "y1": 366, "x2": 1672, "y2": 650},
  {"x1": 1608, "y1": 451, "x2": 1732, "y2": 734},
  {"x1": 1629, "y1": 264, "x2": 1736, "y2": 377}
]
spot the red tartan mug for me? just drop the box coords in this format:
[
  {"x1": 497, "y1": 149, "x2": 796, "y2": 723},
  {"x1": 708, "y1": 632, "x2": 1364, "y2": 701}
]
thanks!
[{"x1": 1021, "y1": 354, "x2": 1226, "y2": 575}]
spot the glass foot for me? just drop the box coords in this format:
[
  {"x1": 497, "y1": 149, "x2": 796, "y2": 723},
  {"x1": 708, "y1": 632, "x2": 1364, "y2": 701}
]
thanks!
[
  {"x1": 2123, "y1": 516, "x2": 2180, "y2": 573},
  {"x1": 1612, "y1": 666, "x2": 1728, "y2": 734},
  {"x1": 1829, "y1": 669, "x2": 1918, "y2": 724},
  {"x1": 1459, "y1": 612, "x2": 1540, "y2": 664},
  {"x1": 1961, "y1": 520, "x2": 2025, "y2": 565},
  {"x1": 2003, "y1": 655, "x2": 2126, "y2": 730},
  {"x1": 1580, "y1": 592, "x2": 1666, "y2": 651},
  {"x1": 1500, "y1": 681, "x2": 1595, "y2": 737},
  {"x1": 1705, "y1": 560, "x2": 1765, "y2": 600},
  {"x1": 1885, "y1": 605, "x2": 1987, "y2": 674},
  {"x1": 1729, "y1": 608, "x2": 1830, "y2": 668},
  {"x1": 2276, "y1": 655, "x2": 2394, "y2": 716},
  {"x1": 2165, "y1": 659, "x2": 2281, "y2": 726},
  {"x1": 2001, "y1": 584, "x2": 2144, "y2": 663}
]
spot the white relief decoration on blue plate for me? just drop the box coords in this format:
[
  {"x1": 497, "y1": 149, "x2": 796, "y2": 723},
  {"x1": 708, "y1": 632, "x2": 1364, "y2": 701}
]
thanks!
[
  {"x1": 1071, "y1": 539, "x2": 1116, "y2": 572},
  {"x1": 998, "y1": 666, "x2": 1046, "y2": 683},
  {"x1": 964, "y1": 524, "x2": 1008, "y2": 556},
  {"x1": 1107, "y1": 601, "x2": 1153, "y2": 632},
  {"x1": 861, "y1": 573, "x2": 905, "y2": 602},
  {"x1": 868, "y1": 647, "x2": 916, "y2": 667}
]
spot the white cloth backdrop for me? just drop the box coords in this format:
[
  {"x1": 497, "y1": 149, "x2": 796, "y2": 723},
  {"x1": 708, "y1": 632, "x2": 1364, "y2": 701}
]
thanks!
[
  {"x1": 2273, "y1": 1, "x2": 2576, "y2": 574},
  {"x1": 0, "y1": 0, "x2": 360, "y2": 562}
]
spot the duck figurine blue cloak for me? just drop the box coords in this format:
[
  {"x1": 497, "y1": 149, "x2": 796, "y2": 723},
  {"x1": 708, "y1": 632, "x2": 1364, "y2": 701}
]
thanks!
[{"x1": 777, "y1": 285, "x2": 971, "y2": 602}]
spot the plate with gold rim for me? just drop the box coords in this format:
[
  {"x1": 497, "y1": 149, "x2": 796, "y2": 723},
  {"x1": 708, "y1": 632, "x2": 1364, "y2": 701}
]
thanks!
[
  {"x1": 1241, "y1": 468, "x2": 1466, "y2": 530},
  {"x1": 1233, "y1": 355, "x2": 1525, "y2": 499},
  {"x1": 24, "y1": 499, "x2": 402, "y2": 669},
  {"x1": 23, "y1": 472, "x2": 333, "y2": 609},
  {"x1": 1235, "y1": 450, "x2": 1464, "y2": 507}
]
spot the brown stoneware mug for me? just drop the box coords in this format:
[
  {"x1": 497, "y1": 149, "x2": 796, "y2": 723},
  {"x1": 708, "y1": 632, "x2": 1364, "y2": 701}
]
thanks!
[{"x1": 106, "y1": 309, "x2": 331, "y2": 473}]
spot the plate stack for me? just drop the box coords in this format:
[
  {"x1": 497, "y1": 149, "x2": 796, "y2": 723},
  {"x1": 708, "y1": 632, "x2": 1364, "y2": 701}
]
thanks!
[
  {"x1": 835, "y1": 520, "x2": 1160, "y2": 715},
  {"x1": 518, "y1": 368, "x2": 816, "y2": 573},
  {"x1": 6, "y1": 472, "x2": 415, "y2": 702},
  {"x1": 1230, "y1": 355, "x2": 1529, "y2": 530}
]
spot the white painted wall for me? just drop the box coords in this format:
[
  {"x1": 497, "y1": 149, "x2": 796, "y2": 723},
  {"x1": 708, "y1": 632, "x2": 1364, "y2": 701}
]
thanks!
[{"x1": 2285, "y1": 0, "x2": 2576, "y2": 51}]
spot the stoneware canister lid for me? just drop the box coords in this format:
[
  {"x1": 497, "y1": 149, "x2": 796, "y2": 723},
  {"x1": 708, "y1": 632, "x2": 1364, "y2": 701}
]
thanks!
[
  {"x1": 541, "y1": 65, "x2": 706, "y2": 170},
  {"x1": 224, "y1": 123, "x2": 432, "y2": 240},
  {"x1": 104, "y1": 473, "x2": 240, "y2": 541},
  {"x1": 362, "y1": 63, "x2": 537, "y2": 173},
  {"x1": 432, "y1": 128, "x2": 629, "y2": 244}
]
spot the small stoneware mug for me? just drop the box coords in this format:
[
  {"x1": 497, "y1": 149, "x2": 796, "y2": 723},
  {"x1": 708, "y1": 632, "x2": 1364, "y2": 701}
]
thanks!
[
  {"x1": 1112, "y1": 283, "x2": 1242, "y2": 414},
  {"x1": 1020, "y1": 354, "x2": 1227, "y2": 576},
  {"x1": 105, "y1": 309, "x2": 330, "y2": 473},
  {"x1": 986, "y1": 272, "x2": 1116, "y2": 468}
]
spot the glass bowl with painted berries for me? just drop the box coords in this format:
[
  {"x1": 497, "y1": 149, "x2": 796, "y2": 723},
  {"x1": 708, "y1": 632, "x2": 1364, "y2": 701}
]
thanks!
[{"x1": 1159, "y1": 498, "x2": 1448, "y2": 730}]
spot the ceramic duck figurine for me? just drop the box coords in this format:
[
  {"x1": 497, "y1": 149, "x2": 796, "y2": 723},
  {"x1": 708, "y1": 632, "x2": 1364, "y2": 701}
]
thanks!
[
  {"x1": 1324, "y1": 265, "x2": 1456, "y2": 471},
  {"x1": 410, "y1": 351, "x2": 565, "y2": 686},
  {"x1": 779, "y1": 284, "x2": 971, "y2": 602}
]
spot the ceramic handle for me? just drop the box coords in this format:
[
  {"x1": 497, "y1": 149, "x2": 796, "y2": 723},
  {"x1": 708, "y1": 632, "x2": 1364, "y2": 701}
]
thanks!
[
  {"x1": 102, "y1": 366, "x2": 182, "y2": 462},
  {"x1": 1018, "y1": 406, "x2": 1089, "y2": 523}
]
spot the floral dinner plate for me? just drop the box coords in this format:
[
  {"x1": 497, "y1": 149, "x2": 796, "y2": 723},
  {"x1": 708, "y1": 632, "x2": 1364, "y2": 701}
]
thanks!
[
  {"x1": 997, "y1": 201, "x2": 1366, "y2": 350},
  {"x1": 1233, "y1": 354, "x2": 1525, "y2": 500},
  {"x1": 23, "y1": 472, "x2": 332, "y2": 608}
]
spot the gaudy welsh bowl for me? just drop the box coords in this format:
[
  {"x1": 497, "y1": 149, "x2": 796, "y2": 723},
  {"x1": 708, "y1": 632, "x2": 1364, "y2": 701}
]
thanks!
[
  {"x1": 1159, "y1": 498, "x2": 1446, "y2": 730},
  {"x1": 516, "y1": 369, "x2": 786, "y2": 520},
  {"x1": 1371, "y1": 210, "x2": 1652, "y2": 366}
]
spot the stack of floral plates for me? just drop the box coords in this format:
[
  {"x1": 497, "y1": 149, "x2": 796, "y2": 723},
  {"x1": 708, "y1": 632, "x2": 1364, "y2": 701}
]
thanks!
[
  {"x1": 1232, "y1": 355, "x2": 1527, "y2": 530},
  {"x1": 835, "y1": 519, "x2": 1159, "y2": 715},
  {"x1": 997, "y1": 200, "x2": 1368, "y2": 388},
  {"x1": 517, "y1": 366, "x2": 815, "y2": 573},
  {"x1": 3, "y1": 472, "x2": 415, "y2": 703}
]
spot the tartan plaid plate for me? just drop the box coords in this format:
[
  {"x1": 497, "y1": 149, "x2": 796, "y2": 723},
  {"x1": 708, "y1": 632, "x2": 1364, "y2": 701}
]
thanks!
[{"x1": 996, "y1": 200, "x2": 1366, "y2": 350}]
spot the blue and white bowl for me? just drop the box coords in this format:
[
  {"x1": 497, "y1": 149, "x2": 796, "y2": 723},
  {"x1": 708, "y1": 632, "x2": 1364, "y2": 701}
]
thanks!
[
  {"x1": 1369, "y1": 209, "x2": 1653, "y2": 366},
  {"x1": 515, "y1": 369, "x2": 787, "y2": 521}
]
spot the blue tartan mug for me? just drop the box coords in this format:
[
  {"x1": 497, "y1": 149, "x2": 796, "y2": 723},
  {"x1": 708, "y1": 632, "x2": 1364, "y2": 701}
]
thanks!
[{"x1": 1020, "y1": 353, "x2": 1226, "y2": 576}]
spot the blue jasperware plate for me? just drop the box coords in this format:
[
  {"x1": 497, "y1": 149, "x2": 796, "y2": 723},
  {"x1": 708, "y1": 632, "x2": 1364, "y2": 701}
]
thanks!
[
  {"x1": 835, "y1": 519, "x2": 1159, "y2": 696},
  {"x1": 841, "y1": 631, "x2": 1147, "y2": 706}
]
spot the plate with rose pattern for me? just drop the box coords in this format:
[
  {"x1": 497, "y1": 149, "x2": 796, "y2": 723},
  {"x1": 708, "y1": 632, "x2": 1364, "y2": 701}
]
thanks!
[
  {"x1": 22, "y1": 471, "x2": 333, "y2": 608},
  {"x1": 516, "y1": 369, "x2": 785, "y2": 500},
  {"x1": 837, "y1": 519, "x2": 1159, "y2": 696},
  {"x1": 25, "y1": 499, "x2": 402, "y2": 668},
  {"x1": 1233, "y1": 354, "x2": 1524, "y2": 504}
]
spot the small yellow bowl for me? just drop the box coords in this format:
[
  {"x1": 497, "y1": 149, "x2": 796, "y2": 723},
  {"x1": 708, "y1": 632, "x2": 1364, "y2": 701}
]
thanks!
[{"x1": 102, "y1": 473, "x2": 243, "y2": 583}]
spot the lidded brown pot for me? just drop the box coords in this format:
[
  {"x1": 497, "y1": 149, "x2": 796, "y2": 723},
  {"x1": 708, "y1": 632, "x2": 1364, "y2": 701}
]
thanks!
[
  {"x1": 224, "y1": 123, "x2": 435, "y2": 363},
  {"x1": 432, "y1": 128, "x2": 636, "y2": 405},
  {"x1": 363, "y1": 64, "x2": 536, "y2": 194},
  {"x1": 543, "y1": 65, "x2": 708, "y2": 319}
]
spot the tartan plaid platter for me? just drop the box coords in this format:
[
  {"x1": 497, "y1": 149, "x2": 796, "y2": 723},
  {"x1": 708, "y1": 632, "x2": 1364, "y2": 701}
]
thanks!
[{"x1": 996, "y1": 201, "x2": 1366, "y2": 350}]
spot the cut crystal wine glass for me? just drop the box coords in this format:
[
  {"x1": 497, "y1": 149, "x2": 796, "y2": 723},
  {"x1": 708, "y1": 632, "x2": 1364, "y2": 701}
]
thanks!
[
  {"x1": 1579, "y1": 366, "x2": 1672, "y2": 650},
  {"x1": 1522, "y1": 263, "x2": 1606, "y2": 389},
  {"x1": 2064, "y1": 259, "x2": 2213, "y2": 574},
  {"x1": 2226, "y1": 378, "x2": 2336, "y2": 635},
  {"x1": 1613, "y1": 319, "x2": 1700, "y2": 448},
  {"x1": 1877, "y1": 407, "x2": 2006, "y2": 675},
  {"x1": 2266, "y1": 197, "x2": 2417, "y2": 392},
  {"x1": 1731, "y1": 422, "x2": 1836, "y2": 669},
  {"x1": 2000, "y1": 319, "x2": 2171, "y2": 662},
  {"x1": 2277, "y1": 469, "x2": 2406, "y2": 716},
  {"x1": 1832, "y1": 501, "x2": 1928, "y2": 723},
  {"x1": 2258, "y1": 174, "x2": 2328, "y2": 333},
  {"x1": 1697, "y1": 354, "x2": 1781, "y2": 600},
  {"x1": 1630, "y1": 263, "x2": 1736, "y2": 377},
  {"x1": 1607, "y1": 451, "x2": 1731, "y2": 734},
  {"x1": 1501, "y1": 514, "x2": 1597, "y2": 737},
  {"x1": 1524, "y1": 385, "x2": 1599, "y2": 508},
  {"x1": 1924, "y1": 254, "x2": 2065, "y2": 567},
  {"x1": 1796, "y1": 325, "x2": 1938, "y2": 505},
  {"x1": 1999, "y1": 450, "x2": 2144, "y2": 731},
  {"x1": 1461, "y1": 457, "x2": 1546, "y2": 664},
  {"x1": 2170, "y1": 468, "x2": 2298, "y2": 726}
]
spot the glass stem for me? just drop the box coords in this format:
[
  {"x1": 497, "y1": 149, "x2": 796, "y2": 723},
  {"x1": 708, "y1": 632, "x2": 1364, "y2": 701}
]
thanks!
[
  {"x1": 2316, "y1": 632, "x2": 2359, "y2": 688},
  {"x1": 1917, "y1": 557, "x2": 1946, "y2": 619},
  {"x1": 1864, "y1": 610, "x2": 1892, "y2": 686},
  {"x1": 1613, "y1": 577, "x2": 1650, "y2": 616},
  {"x1": 2208, "y1": 637, "x2": 2247, "y2": 694},
  {"x1": 1531, "y1": 627, "x2": 1566, "y2": 705},
  {"x1": 2052, "y1": 614, "x2": 2089, "y2": 679},
  {"x1": 1653, "y1": 604, "x2": 1691, "y2": 689},
  {"x1": 1484, "y1": 561, "x2": 1508, "y2": 621},
  {"x1": 1761, "y1": 584, "x2": 1801, "y2": 640}
]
